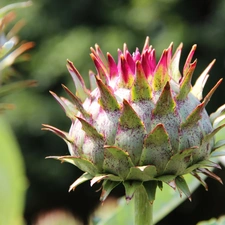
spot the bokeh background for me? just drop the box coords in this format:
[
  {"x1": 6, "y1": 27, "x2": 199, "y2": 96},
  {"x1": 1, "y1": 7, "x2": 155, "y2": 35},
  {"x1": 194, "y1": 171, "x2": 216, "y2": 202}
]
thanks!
[{"x1": 1, "y1": 0, "x2": 225, "y2": 224}]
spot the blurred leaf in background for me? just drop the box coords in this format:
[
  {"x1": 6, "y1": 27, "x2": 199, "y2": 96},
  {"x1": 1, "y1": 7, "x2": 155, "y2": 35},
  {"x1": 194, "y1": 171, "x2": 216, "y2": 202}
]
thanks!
[
  {"x1": 0, "y1": 1, "x2": 34, "y2": 225},
  {"x1": 0, "y1": 116, "x2": 27, "y2": 225}
]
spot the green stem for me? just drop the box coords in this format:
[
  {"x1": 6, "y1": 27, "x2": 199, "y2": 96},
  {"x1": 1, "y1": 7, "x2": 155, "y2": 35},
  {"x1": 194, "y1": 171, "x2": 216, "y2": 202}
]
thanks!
[{"x1": 134, "y1": 185, "x2": 153, "y2": 225}]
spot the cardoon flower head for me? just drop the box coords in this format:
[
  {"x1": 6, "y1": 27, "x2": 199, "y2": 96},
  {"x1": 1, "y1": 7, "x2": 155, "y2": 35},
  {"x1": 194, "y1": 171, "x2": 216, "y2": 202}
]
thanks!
[{"x1": 43, "y1": 37, "x2": 225, "y2": 203}]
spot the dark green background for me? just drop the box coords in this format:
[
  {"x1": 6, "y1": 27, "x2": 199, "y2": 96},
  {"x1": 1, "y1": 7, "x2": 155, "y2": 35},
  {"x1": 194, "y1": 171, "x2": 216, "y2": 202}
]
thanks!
[{"x1": 1, "y1": 0, "x2": 225, "y2": 224}]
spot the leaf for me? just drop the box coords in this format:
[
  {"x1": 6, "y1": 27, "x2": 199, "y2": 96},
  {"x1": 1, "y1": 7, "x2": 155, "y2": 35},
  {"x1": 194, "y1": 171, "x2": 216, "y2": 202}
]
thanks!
[
  {"x1": 197, "y1": 215, "x2": 225, "y2": 225},
  {"x1": 0, "y1": 1, "x2": 32, "y2": 18},
  {"x1": 0, "y1": 116, "x2": 27, "y2": 225},
  {"x1": 94, "y1": 173, "x2": 205, "y2": 225},
  {"x1": 0, "y1": 80, "x2": 37, "y2": 98}
]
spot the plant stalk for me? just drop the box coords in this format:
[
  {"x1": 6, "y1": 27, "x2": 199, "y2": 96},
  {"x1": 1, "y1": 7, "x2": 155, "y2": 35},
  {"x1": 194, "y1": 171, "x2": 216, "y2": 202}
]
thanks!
[{"x1": 134, "y1": 185, "x2": 153, "y2": 225}]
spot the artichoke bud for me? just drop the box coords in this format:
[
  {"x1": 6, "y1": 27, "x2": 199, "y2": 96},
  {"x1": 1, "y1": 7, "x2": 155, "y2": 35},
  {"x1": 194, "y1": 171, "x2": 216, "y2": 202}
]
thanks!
[{"x1": 43, "y1": 37, "x2": 225, "y2": 202}]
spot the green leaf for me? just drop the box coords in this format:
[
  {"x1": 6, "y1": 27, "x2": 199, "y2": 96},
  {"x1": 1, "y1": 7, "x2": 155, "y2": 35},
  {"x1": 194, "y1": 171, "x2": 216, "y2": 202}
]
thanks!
[
  {"x1": 197, "y1": 215, "x2": 225, "y2": 225},
  {"x1": 0, "y1": 80, "x2": 37, "y2": 98},
  {"x1": 0, "y1": 1, "x2": 32, "y2": 18},
  {"x1": 0, "y1": 116, "x2": 27, "y2": 225},
  {"x1": 94, "y1": 174, "x2": 204, "y2": 225}
]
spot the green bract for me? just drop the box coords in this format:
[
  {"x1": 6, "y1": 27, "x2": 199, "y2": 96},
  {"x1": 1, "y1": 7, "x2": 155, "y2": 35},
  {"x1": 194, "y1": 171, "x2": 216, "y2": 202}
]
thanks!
[{"x1": 43, "y1": 37, "x2": 225, "y2": 202}]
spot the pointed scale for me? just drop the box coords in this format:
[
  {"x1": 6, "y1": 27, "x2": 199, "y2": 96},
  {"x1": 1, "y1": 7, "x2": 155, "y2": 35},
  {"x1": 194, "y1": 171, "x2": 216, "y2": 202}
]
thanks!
[
  {"x1": 176, "y1": 59, "x2": 197, "y2": 100},
  {"x1": 119, "y1": 54, "x2": 135, "y2": 88},
  {"x1": 170, "y1": 43, "x2": 183, "y2": 83},
  {"x1": 76, "y1": 117, "x2": 104, "y2": 170},
  {"x1": 103, "y1": 145, "x2": 134, "y2": 179},
  {"x1": 143, "y1": 181, "x2": 158, "y2": 203},
  {"x1": 76, "y1": 116, "x2": 103, "y2": 139},
  {"x1": 123, "y1": 181, "x2": 142, "y2": 202},
  {"x1": 115, "y1": 99, "x2": 145, "y2": 165},
  {"x1": 42, "y1": 124, "x2": 73, "y2": 143},
  {"x1": 123, "y1": 43, "x2": 128, "y2": 55},
  {"x1": 152, "y1": 82, "x2": 180, "y2": 151},
  {"x1": 149, "y1": 49, "x2": 156, "y2": 76},
  {"x1": 69, "y1": 172, "x2": 93, "y2": 191},
  {"x1": 186, "y1": 123, "x2": 225, "y2": 164},
  {"x1": 175, "y1": 176, "x2": 192, "y2": 201},
  {"x1": 107, "y1": 52, "x2": 118, "y2": 79},
  {"x1": 67, "y1": 60, "x2": 90, "y2": 101},
  {"x1": 167, "y1": 43, "x2": 173, "y2": 66},
  {"x1": 140, "y1": 124, "x2": 172, "y2": 174},
  {"x1": 202, "y1": 78, "x2": 223, "y2": 107},
  {"x1": 95, "y1": 76, "x2": 120, "y2": 111},
  {"x1": 212, "y1": 139, "x2": 225, "y2": 151},
  {"x1": 197, "y1": 168, "x2": 223, "y2": 184},
  {"x1": 153, "y1": 81, "x2": 176, "y2": 115},
  {"x1": 200, "y1": 123, "x2": 225, "y2": 153},
  {"x1": 181, "y1": 79, "x2": 223, "y2": 129},
  {"x1": 164, "y1": 147, "x2": 196, "y2": 175},
  {"x1": 210, "y1": 104, "x2": 225, "y2": 124},
  {"x1": 49, "y1": 91, "x2": 77, "y2": 120},
  {"x1": 126, "y1": 165, "x2": 157, "y2": 181},
  {"x1": 61, "y1": 84, "x2": 90, "y2": 119},
  {"x1": 133, "y1": 47, "x2": 141, "y2": 62},
  {"x1": 90, "y1": 53, "x2": 109, "y2": 84},
  {"x1": 141, "y1": 49, "x2": 151, "y2": 78},
  {"x1": 90, "y1": 174, "x2": 122, "y2": 187},
  {"x1": 131, "y1": 60, "x2": 152, "y2": 102},
  {"x1": 181, "y1": 102, "x2": 204, "y2": 129},
  {"x1": 119, "y1": 99, "x2": 144, "y2": 129},
  {"x1": 48, "y1": 156, "x2": 100, "y2": 178},
  {"x1": 100, "y1": 180, "x2": 121, "y2": 201},
  {"x1": 191, "y1": 172, "x2": 208, "y2": 191},
  {"x1": 183, "y1": 44, "x2": 197, "y2": 77},
  {"x1": 46, "y1": 155, "x2": 102, "y2": 180},
  {"x1": 89, "y1": 70, "x2": 97, "y2": 91},
  {"x1": 125, "y1": 50, "x2": 135, "y2": 74},
  {"x1": 153, "y1": 49, "x2": 170, "y2": 92},
  {"x1": 212, "y1": 113, "x2": 225, "y2": 130},
  {"x1": 92, "y1": 44, "x2": 108, "y2": 69},
  {"x1": 191, "y1": 59, "x2": 215, "y2": 100},
  {"x1": 142, "y1": 36, "x2": 150, "y2": 54}
]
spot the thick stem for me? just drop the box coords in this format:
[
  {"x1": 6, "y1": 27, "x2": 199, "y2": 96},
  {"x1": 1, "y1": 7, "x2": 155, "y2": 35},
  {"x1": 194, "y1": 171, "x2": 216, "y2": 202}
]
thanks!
[{"x1": 134, "y1": 185, "x2": 153, "y2": 225}]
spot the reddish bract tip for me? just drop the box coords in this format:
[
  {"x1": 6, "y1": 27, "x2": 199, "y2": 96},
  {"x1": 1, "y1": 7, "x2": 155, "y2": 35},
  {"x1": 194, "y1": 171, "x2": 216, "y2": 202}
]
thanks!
[
  {"x1": 133, "y1": 48, "x2": 141, "y2": 62},
  {"x1": 125, "y1": 50, "x2": 135, "y2": 74},
  {"x1": 107, "y1": 52, "x2": 118, "y2": 79},
  {"x1": 155, "y1": 49, "x2": 168, "y2": 75},
  {"x1": 120, "y1": 54, "x2": 133, "y2": 84},
  {"x1": 90, "y1": 53, "x2": 108, "y2": 83},
  {"x1": 141, "y1": 50, "x2": 151, "y2": 78},
  {"x1": 183, "y1": 44, "x2": 197, "y2": 75}
]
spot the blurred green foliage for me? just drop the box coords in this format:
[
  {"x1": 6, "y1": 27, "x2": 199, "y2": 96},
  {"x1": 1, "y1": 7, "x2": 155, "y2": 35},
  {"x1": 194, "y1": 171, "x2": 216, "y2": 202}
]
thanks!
[
  {"x1": 0, "y1": 116, "x2": 27, "y2": 225},
  {"x1": 0, "y1": 0, "x2": 225, "y2": 224},
  {"x1": 197, "y1": 215, "x2": 225, "y2": 225}
]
